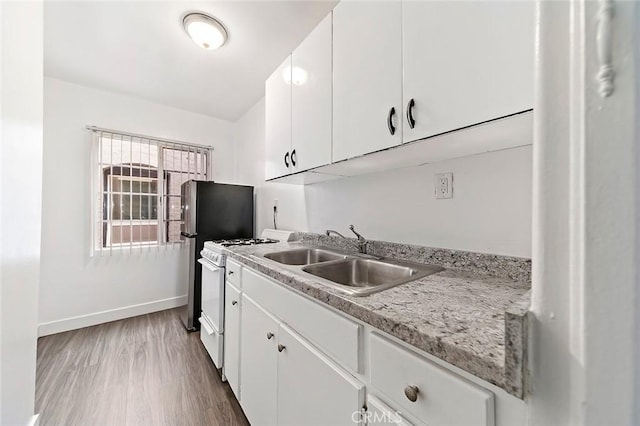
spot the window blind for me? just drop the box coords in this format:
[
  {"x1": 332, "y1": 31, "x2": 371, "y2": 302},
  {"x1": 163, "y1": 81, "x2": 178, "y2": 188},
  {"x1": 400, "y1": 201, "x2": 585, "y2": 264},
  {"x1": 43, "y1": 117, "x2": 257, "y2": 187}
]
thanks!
[{"x1": 88, "y1": 126, "x2": 212, "y2": 255}]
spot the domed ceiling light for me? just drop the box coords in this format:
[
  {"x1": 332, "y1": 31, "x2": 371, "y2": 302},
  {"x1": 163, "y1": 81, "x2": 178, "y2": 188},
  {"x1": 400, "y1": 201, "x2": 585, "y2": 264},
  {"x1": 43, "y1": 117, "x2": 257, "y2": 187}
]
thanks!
[{"x1": 182, "y1": 12, "x2": 228, "y2": 50}]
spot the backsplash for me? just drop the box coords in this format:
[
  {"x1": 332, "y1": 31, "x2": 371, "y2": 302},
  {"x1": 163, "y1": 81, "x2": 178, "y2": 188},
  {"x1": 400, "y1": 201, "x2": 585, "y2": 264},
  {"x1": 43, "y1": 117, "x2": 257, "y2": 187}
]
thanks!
[{"x1": 298, "y1": 232, "x2": 531, "y2": 283}]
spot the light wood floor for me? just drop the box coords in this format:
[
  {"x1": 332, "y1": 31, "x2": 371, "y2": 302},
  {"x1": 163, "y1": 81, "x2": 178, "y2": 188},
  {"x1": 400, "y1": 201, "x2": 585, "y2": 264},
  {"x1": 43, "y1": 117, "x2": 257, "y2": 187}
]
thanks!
[{"x1": 36, "y1": 308, "x2": 249, "y2": 426}]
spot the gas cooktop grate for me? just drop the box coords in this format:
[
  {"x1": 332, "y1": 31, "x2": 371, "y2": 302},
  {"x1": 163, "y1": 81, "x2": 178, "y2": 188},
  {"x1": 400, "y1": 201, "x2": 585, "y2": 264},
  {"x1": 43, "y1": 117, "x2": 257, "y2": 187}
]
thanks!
[{"x1": 211, "y1": 238, "x2": 279, "y2": 247}]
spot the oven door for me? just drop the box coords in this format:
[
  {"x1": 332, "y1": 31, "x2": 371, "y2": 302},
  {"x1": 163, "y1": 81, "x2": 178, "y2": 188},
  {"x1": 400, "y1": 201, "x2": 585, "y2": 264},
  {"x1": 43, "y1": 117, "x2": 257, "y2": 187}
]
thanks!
[{"x1": 198, "y1": 257, "x2": 225, "y2": 334}]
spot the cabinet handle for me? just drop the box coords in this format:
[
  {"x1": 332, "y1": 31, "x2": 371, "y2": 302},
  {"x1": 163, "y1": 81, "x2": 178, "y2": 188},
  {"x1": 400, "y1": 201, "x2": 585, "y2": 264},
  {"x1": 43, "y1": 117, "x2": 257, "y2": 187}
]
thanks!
[
  {"x1": 290, "y1": 149, "x2": 297, "y2": 166},
  {"x1": 406, "y1": 98, "x2": 416, "y2": 129},
  {"x1": 404, "y1": 385, "x2": 419, "y2": 402},
  {"x1": 266, "y1": 332, "x2": 274, "y2": 340},
  {"x1": 228, "y1": 270, "x2": 234, "y2": 275},
  {"x1": 278, "y1": 344, "x2": 286, "y2": 352},
  {"x1": 387, "y1": 107, "x2": 396, "y2": 135},
  {"x1": 231, "y1": 300, "x2": 238, "y2": 306},
  {"x1": 284, "y1": 152, "x2": 290, "y2": 168}
]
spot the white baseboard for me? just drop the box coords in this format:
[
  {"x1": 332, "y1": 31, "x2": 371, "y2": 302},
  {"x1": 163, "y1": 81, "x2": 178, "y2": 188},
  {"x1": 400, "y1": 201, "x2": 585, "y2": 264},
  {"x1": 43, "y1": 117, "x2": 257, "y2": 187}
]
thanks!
[{"x1": 38, "y1": 295, "x2": 187, "y2": 337}]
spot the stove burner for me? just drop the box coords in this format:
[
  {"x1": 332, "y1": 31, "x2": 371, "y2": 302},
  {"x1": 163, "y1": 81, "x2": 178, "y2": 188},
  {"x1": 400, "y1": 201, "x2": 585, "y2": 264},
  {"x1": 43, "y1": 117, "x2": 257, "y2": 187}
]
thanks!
[{"x1": 212, "y1": 238, "x2": 279, "y2": 247}]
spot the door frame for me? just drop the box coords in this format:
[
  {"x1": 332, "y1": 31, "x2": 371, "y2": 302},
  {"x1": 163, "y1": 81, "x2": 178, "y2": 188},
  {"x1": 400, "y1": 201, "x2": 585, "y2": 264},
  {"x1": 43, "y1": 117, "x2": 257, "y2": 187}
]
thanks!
[{"x1": 530, "y1": 0, "x2": 639, "y2": 424}]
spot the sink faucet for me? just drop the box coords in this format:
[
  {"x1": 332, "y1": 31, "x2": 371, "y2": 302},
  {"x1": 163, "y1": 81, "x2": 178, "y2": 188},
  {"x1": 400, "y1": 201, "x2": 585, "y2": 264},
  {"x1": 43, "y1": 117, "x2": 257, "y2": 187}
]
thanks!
[
  {"x1": 325, "y1": 229, "x2": 347, "y2": 239},
  {"x1": 325, "y1": 226, "x2": 368, "y2": 254},
  {"x1": 349, "y1": 225, "x2": 368, "y2": 254}
]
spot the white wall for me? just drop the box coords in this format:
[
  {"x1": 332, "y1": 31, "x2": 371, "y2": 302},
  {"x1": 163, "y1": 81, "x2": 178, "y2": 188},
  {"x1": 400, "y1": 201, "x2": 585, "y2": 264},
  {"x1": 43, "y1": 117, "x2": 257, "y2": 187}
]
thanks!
[
  {"x1": 234, "y1": 98, "x2": 532, "y2": 258},
  {"x1": 0, "y1": 2, "x2": 43, "y2": 424},
  {"x1": 234, "y1": 97, "x2": 308, "y2": 235},
  {"x1": 39, "y1": 77, "x2": 236, "y2": 334}
]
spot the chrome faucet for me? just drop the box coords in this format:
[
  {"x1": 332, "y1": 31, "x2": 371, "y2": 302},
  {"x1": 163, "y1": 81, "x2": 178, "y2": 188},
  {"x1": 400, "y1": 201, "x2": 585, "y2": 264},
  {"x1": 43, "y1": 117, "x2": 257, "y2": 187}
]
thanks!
[
  {"x1": 349, "y1": 225, "x2": 368, "y2": 254},
  {"x1": 325, "y1": 226, "x2": 368, "y2": 254},
  {"x1": 325, "y1": 229, "x2": 347, "y2": 239}
]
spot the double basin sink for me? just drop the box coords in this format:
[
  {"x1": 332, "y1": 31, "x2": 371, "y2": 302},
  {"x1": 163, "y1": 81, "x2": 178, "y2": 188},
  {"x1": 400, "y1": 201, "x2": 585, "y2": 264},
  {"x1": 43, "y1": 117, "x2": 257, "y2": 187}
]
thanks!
[{"x1": 262, "y1": 248, "x2": 443, "y2": 297}]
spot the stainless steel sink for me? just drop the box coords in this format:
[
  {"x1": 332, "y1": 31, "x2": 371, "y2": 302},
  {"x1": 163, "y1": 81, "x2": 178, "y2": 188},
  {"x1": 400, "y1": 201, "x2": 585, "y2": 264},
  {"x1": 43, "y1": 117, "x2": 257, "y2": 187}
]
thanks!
[
  {"x1": 302, "y1": 258, "x2": 444, "y2": 296},
  {"x1": 262, "y1": 248, "x2": 347, "y2": 266}
]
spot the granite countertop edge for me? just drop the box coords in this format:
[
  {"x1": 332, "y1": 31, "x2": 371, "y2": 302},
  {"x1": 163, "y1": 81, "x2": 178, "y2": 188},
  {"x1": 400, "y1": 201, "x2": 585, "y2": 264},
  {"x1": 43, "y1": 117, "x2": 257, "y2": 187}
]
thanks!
[{"x1": 222, "y1": 242, "x2": 530, "y2": 399}]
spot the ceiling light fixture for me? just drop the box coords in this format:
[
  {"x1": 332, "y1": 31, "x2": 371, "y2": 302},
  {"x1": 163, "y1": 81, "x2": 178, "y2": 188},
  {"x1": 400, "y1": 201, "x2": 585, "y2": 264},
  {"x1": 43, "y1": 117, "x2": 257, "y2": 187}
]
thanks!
[{"x1": 182, "y1": 12, "x2": 228, "y2": 50}]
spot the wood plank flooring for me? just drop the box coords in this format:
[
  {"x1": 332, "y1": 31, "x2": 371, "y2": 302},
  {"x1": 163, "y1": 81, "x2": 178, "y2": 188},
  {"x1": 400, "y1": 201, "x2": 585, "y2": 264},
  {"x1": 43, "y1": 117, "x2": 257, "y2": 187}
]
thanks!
[{"x1": 36, "y1": 308, "x2": 249, "y2": 426}]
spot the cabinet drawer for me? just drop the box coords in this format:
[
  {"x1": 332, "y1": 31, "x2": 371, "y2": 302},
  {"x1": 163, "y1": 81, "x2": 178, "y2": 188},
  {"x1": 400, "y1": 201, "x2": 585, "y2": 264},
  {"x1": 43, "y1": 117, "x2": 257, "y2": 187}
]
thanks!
[
  {"x1": 226, "y1": 259, "x2": 242, "y2": 287},
  {"x1": 243, "y1": 267, "x2": 361, "y2": 372},
  {"x1": 370, "y1": 333, "x2": 495, "y2": 426}
]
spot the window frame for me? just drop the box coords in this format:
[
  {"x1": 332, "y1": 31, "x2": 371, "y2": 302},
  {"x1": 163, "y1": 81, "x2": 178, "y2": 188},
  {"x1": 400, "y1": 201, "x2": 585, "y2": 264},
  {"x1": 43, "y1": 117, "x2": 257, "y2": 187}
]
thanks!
[{"x1": 90, "y1": 129, "x2": 212, "y2": 255}]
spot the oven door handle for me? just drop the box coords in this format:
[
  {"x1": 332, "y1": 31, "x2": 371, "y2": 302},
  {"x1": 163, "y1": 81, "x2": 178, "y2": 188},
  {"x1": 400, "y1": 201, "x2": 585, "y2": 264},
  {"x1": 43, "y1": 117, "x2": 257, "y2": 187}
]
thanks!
[
  {"x1": 198, "y1": 258, "x2": 220, "y2": 272},
  {"x1": 198, "y1": 316, "x2": 216, "y2": 335}
]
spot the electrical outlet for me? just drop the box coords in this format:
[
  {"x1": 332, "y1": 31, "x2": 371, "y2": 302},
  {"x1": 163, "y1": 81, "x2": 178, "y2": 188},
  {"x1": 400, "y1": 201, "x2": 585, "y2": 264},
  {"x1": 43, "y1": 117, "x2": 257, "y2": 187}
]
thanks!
[{"x1": 435, "y1": 173, "x2": 453, "y2": 199}]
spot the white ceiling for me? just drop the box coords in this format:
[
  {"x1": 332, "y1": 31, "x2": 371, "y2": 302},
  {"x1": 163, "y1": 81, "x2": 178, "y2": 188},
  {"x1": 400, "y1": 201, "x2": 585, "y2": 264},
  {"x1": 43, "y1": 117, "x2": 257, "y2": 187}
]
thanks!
[{"x1": 44, "y1": 1, "x2": 337, "y2": 121}]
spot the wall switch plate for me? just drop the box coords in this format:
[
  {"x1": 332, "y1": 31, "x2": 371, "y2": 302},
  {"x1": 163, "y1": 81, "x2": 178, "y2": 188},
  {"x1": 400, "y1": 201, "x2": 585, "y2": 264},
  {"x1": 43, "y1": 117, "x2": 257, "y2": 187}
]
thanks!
[{"x1": 435, "y1": 173, "x2": 453, "y2": 199}]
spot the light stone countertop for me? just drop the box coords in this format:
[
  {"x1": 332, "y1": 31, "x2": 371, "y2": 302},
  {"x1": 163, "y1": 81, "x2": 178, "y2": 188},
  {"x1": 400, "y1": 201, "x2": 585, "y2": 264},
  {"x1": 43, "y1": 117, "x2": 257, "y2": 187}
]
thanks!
[{"x1": 222, "y1": 238, "x2": 530, "y2": 398}]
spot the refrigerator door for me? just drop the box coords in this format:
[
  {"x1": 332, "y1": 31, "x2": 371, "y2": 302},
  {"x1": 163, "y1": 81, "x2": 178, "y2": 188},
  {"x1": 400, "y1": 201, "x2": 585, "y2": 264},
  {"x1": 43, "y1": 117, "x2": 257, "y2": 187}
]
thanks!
[
  {"x1": 195, "y1": 182, "x2": 254, "y2": 239},
  {"x1": 181, "y1": 180, "x2": 197, "y2": 236},
  {"x1": 181, "y1": 233, "x2": 197, "y2": 330}
]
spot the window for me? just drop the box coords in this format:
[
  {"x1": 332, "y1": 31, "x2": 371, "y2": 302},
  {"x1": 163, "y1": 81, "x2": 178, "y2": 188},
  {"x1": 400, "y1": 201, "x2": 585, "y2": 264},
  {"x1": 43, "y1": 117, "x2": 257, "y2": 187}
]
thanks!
[{"x1": 91, "y1": 129, "x2": 210, "y2": 253}]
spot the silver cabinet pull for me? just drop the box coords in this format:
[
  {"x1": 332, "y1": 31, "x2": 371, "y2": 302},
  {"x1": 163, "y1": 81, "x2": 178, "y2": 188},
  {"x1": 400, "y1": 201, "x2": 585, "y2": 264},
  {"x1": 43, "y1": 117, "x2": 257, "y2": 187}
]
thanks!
[
  {"x1": 266, "y1": 332, "x2": 274, "y2": 340},
  {"x1": 277, "y1": 344, "x2": 286, "y2": 352},
  {"x1": 231, "y1": 300, "x2": 238, "y2": 306},
  {"x1": 404, "y1": 385, "x2": 419, "y2": 402}
]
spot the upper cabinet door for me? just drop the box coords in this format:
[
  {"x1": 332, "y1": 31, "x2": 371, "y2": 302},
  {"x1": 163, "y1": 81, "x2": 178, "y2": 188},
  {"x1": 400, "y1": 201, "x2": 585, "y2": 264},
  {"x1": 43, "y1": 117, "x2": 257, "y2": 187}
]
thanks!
[
  {"x1": 332, "y1": 1, "x2": 403, "y2": 162},
  {"x1": 402, "y1": 1, "x2": 534, "y2": 143},
  {"x1": 265, "y1": 56, "x2": 292, "y2": 180},
  {"x1": 291, "y1": 13, "x2": 332, "y2": 172}
]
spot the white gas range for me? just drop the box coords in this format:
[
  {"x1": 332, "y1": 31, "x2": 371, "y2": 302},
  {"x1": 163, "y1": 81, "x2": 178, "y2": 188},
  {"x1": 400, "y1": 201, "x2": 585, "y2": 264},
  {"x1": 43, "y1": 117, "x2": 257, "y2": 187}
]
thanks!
[{"x1": 197, "y1": 229, "x2": 296, "y2": 374}]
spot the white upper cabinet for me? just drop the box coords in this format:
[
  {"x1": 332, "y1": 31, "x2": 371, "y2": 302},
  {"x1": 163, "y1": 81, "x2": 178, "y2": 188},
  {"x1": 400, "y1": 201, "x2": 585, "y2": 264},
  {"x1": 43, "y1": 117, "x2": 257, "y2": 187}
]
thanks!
[
  {"x1": 402, "y1": 1, "x2": 534, "y2": 143},
  {"x1": 332, "y1": 1, "x2": 403, "y2": 162},
  {"x1": 265, "y1": 56, "x2": 292, "y2": 180},
  {"x1": 291, "y1": 13, "x2": 333, "y2": 172},
  {"x1": 264, "y1": 2, "x2": 534, "y2": 183}
]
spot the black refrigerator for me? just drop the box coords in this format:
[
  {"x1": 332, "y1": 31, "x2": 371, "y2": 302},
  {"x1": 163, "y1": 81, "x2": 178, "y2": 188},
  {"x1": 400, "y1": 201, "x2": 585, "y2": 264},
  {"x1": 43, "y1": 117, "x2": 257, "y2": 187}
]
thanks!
[{"x1": 180, "y1": 181, "x2": 254, "y2": 331}]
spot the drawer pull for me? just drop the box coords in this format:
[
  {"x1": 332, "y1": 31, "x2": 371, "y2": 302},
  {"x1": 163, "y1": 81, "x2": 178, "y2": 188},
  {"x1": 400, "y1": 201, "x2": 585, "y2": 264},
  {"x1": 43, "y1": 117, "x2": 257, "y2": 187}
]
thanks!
[
  {"x1": 404, "y1": 385, "x2": 419, "y2": 402},
  {"x1": 231, "y1": 300, "x2": 238, "y2": 306},
  {"x1": 278, "y1": 344, "x2": 286, "y2": 352},
  {"x1": 266, "y1": 332, "x2": 274, "y2": 340}
]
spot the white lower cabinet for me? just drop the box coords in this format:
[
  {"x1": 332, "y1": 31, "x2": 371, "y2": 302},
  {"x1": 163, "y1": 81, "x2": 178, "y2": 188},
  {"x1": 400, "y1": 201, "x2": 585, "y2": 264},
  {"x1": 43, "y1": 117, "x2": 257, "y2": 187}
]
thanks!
[
  {"x1": 229, "y1": 265, "x2": 522, "y2": 426},
  {"x1": 370, "y1": 333, "x2": 495, "y2": 426},
  {"x1": 239, "y1": 294, "x2": 279, "y2": 426},
  {"x1": 223, "y1": 282, "x2": 241, "y2": 398},
  {"x1": 365, "y1": 395, "x2": 412, "y2": 426},
  {"x1": 277, "y1": 324, "x2": 365, "y2": 426}
]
